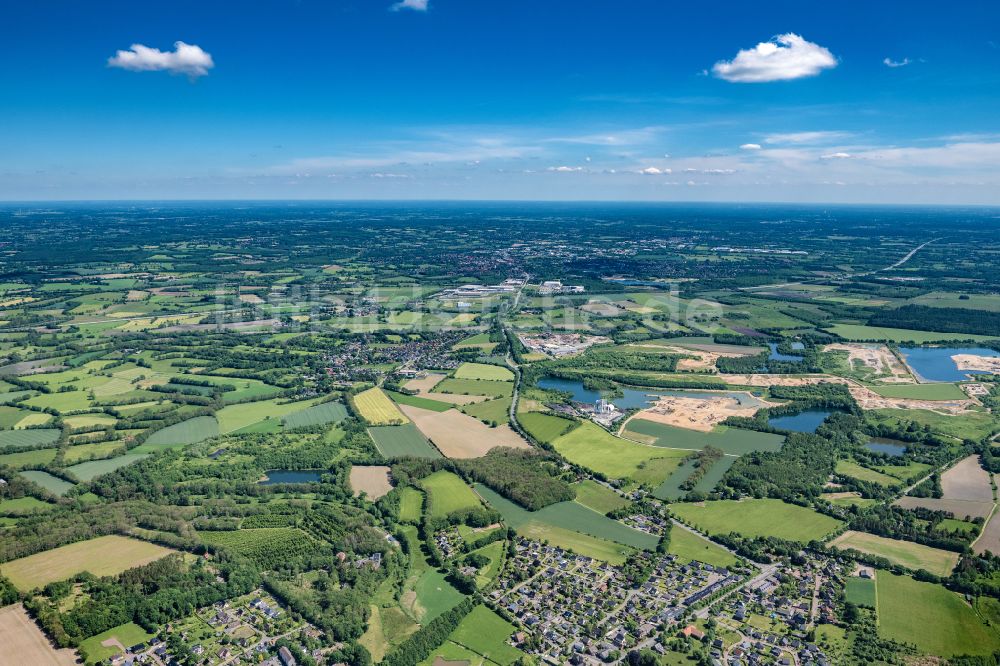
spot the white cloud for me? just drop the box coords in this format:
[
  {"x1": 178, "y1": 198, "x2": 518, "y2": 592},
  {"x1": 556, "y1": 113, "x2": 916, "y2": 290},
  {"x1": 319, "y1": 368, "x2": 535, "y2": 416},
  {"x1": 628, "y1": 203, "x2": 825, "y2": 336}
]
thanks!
[
  {"x1": 764, "y1": 131, "x2": 850, "y2": 145},
  {"x1": 820, "y1": 152, "x2": 852, "y2": 160},
  {"x1": 547, "y1": 166, "x2": 583, "y2": 172},
  {"x1": 107, "y1": 41, "x2": 214, "y2": 78},
  {"x1": 639, "y1": 167, "x2": 671, "y2": 175},
  {"x1": 883, "y1": 57, "x2": 911, "y2": 68},
  {"x1": 390, "y1": 0, "x2": 428, "y2": 11},
  {"x1": 740, "y1": 143, "x2": 762, "y2": 150},
  {"x1": 712, "y1": 34, "x2": 837, "y2": 83}
]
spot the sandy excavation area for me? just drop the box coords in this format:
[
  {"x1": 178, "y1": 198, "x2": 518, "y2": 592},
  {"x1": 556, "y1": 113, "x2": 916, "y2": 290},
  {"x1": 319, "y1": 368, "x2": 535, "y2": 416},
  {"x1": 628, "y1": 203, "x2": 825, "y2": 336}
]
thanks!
[
  {"x1": 824, "y1": 343, "x2": 914, "y2": 382},
  {"x1": 350, "y1": 465, "x2": 393, "y2": 499},
  {"x1": 953, "y1": 354, "x2": 1000, "y2": 373},
  {"x1": 718, "y1": 373, "x2": 975, "y2": 414},
  {"x1": 0, "y1": 604, "x2": 78, "y2": 666},
  {"x1": 635, "y1": 393, "x2": 771, "y2": 432},
  {"x1": 399, "y1": 404, "x2": 530, "y2": 458},
  {"x1": 629, "y1": 344, "x2": 757, "y2": 372}
]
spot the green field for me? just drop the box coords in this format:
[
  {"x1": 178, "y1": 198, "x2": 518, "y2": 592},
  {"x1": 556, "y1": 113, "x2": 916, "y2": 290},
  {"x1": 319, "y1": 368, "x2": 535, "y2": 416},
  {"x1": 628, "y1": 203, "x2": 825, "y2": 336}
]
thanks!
[
  {"x1": 0, "y1": 448, "x2": 57, "y2": 468},
  {"x1": 67, "y1": 453, "x2": 149, "y2": 481},
  {"x1": 0, "y1": 428, "x2": 60, "y2": 449},
  {"x1": 845, "y1": 576, "x2": 876, "y2": 608},
  {"x1": 460, "y1": 396, "x2": 512, "y2": 425},
  {"x1": 142, "y1": 415, "x2": 220, "y2": 449},
  {"x1": 398, "y1": 526, "x2": 465, "y2": 622},
  {"x1": 667, "y1": 526, "x2": 739, "y2": 568},
  {"x1": 440, "y1": 604, "x2": 524, "y2": 666},
  {"x1": 369, "y1": 423, "x2": 442, "y2": 458},
  {"x1": 476, "y1": 483, "x2": 657, "y2": 550},
  {"x1": 825, "y1": 324, "x2": 995, "y2": 343},
  {"x1": 387, "y1": 390, "x2": 453, "y2": 413},
  {"x1": 78, "y1": 622, "x2": 154, "y2": 664},
  {"x1": 353, "y1": 387, "x2": 409, "y2": 425},
  {"x1": 434, "y1": 378, "x2": 514, "y2": 398},
  {"x1": 0, "y1": 535, "x2": 175, "y2": 590},
  {"x1": 624, "y1": 419, "x2": 784, "y2": 456},
  {"x1": 867, "y1": 408, "x2": 998, "y2": 442},
  {"x1": 518, "y1": 412, "x2": 577, "y2": 443},
  {"x1": 572, "y1": 479, "x2": 629, "y2": 514},
  {"x1": 552, "y1": 421, "x2": 688, "y2": 481},
  {"x1": 19, "y1": 470, "x2": 75, "y2": 496},
  {"x1": 877, "y1": 571, "x2": 1000, "y2": 656},
  {"x1": 835, "y1": 460, "x2": 900, "y2": 487},
  {"x1": 423, "y1": 470, "x2": 482, "y2": 519},
  {"x1": 869, "y1": 383, "x2": 967, "y2": 400},
  {"x1": 282, "y1": 400, "x2": 349, "y2": 428},
  {"x1": 454, "y1": 362, "x2": 514, "y2": 381},
  {"x1": 398, "y1": 486, "x2": 424, "y2": 523},
  {"x1": 0, "y1": 496, "x2": 54, "y2": 515},
  {"x1": 217, "y1": 396, "x2": 323, "y2": 433},
  {"x1": 669, "y1": 499, "x2": 844, "y2": 543},
  {"x1": 829, "y1": 531, "x2": 959, "y2": 576}
]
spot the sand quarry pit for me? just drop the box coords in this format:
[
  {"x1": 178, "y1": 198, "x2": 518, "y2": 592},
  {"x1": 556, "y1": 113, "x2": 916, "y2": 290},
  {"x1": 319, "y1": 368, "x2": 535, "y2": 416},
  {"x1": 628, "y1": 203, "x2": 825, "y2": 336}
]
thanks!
[
  {"x1": 399, "y1": 404, "x2": 529, "y2": 458},
  {"x1": 634, "y1": 393, "x2": 773, "y2": 432},
  {"x1": 824, "y1": 343, "x2": 914, "y2": 382},
  {"x1": 718, "y1": 373, "x2": 975, "y2": 414},
  {"x1": 350, "y1": 465, "x2": 393, "y2": 499},
  {"x1": 0, "y1": 604, "x2": 78, "y2": 666},
  {"x1": 954, "y1": 354, "x2": 1000, "y2": 374}
]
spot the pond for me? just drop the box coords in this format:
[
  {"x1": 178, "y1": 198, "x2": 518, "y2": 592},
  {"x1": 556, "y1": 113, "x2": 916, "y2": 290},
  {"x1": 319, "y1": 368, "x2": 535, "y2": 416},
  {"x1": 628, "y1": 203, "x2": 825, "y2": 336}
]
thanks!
[
  {"x1": 865, "y1": 438, "x2": 907, "y2": 457},
  {"x1": 259, "y1": 469, "x2": 323, "y2": 485},
  {"x1": 768, "y1": 342, "x2": 804, "y2": 362},
  {"x1": 537, "y1": 376, "x2": 768, "y2": 409},
  {"x1": 768, "y1": 409, "x2": 836, "y2": 433},
  {"x1": 898, "y1": 346, "x2": 1000, "y2": 382}
]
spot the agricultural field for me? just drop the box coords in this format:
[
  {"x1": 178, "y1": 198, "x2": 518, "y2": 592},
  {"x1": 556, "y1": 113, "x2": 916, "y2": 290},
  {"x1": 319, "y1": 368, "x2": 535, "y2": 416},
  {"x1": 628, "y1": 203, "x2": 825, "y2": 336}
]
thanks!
[
  {"x1": 424, "y1": 604, "x2": 524, "y2": 666},
  {"x1": 397, "y1": 487, "x2": 424, "y2": 523},
  {"x1": 828, "y1": 531, "x2": 960, "y2": 576},
  {"x1": 453, "y1": 362, "x2": 515, "y2": 381},
  {"x1": 0, "y1": 604, "x2": 78, "y2": 666},
  {"x1": 552, "y1": 421, "x2": 688, "y2": 482},
  {"x1": 572, "y1": 479, "x2": 630, "y2": 514},
  {"x1": 669, "y1": 499, "x2": 844, "y2": 543},
  {"x1": 877, "y1": 571, "x2": 1000, "y2": 656},
  {"x1": 350, "y1": 464, "x2": 393, "y2": 499},
  {"x1": 369, "y1": 423, "x2": 442, "y2": 459},
  {"x1": 835, "y1": 460, "x2": 901, "y2": 487},
  {"x1": 667, "y1": 526, "x2": 740, "y2": 568},
  {"x1": 824, "y1": 324, "x2": 996, "y2": 344},
  {"x1": 422, "y1": 470, "x2": 482, "y2": 519},
  {"x1": 518, "y1": 411, "x2": 577, "y2": 443},
  {"x1": 141, "y1": 415, "x2": 219, "y2": 449},
  {"x1": 475, "y1": 483, "x2": 657, "y2": 550},
  {"x1": 868, "y1": 383, "x2": 967, "y2": 400},
  {"x1": 623, "y1": 419, "x2": 784, "y2": 456},
  {"x1": 844, "y1": 576, "x2": 877, "y2": 608},
  {"x1": 400, "y1": 404, "x2": 529, "y2": 458},
  {"x1": 353, "y1": 387, "x2": 409, "y2": 425},
  {"x1": 282, "y1": 400, "x2": 349, "y2": 428},
  {"x1": 0, "y1": 535, "x2": 176, "y2": 590}
]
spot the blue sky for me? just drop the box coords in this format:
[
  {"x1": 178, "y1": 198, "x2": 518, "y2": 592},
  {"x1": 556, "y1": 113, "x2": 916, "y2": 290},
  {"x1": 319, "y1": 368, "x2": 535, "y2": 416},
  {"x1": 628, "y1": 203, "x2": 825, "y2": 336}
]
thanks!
[{"x1": 2, "y1": 0, "x2": 999, "y2": 203}]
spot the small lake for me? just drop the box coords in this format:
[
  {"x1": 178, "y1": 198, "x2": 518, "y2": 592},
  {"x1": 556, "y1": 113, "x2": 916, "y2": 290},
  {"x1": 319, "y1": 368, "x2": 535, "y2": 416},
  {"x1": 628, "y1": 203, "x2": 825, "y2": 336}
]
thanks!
[
  {"x1": 865, "y1": 438, "x2": 907, "y2": 457},
  {"x1": 768, "y1": 409, "x2": 836, "y2": 433},
  {"x1": 537, "y1": 376, "x2": 767, "y2": 409},
  {"x1": 259, "y1": 469, "x2": 323, "y2": 485},
  {"x1": 899, "y1": 346, "x2": 1000, "y2": 382},
  {"x1": 768, "y1": 342, "x2": 804, "y2": 362}
]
